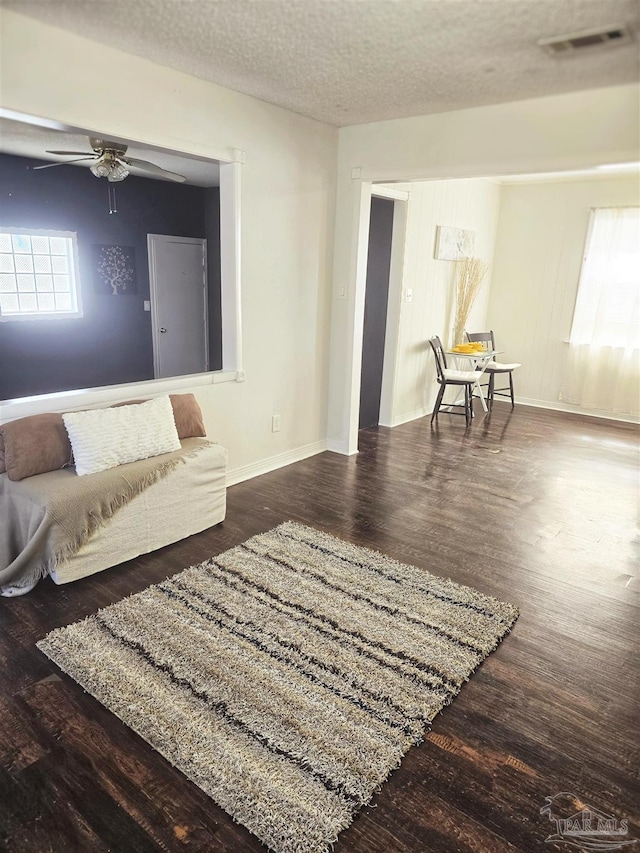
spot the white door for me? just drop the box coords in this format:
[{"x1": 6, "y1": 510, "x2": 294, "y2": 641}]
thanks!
[{"x1": 147, "y1": 234, "x2": 208, "y2": 379}]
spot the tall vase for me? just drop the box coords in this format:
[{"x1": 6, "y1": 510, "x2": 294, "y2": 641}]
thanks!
[{"x1": 453, "y1": 319, "x2": 467, "y2": 347}]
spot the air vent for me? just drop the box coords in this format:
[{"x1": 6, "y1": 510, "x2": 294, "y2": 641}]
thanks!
[{"x1": 538, "y1": 24, "x2": 633, "y2": 56}]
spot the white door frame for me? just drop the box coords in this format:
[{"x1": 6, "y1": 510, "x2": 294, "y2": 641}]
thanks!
[
  {"x1": 147, "y1": 234, "x2": 209, "y2": 379},
  {"x1": 327, "y1": 182, "x2": 409, "y2": 453},
  {"x1": 371, "y1": 186, "x2": 410, "y2": 429}
]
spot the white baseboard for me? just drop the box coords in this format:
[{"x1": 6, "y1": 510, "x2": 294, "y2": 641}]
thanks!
[
  {"x1": 379, "y1": 406, "x2": 430, "y2": 428},
  {"x1": 326, "y1": 439, "x2": 358, "y2": 456},
  {"x1": 516, "y1": 396, "x2": 640, "y2": 425},
  {"x1": 226, "y1": 440, "x2": 328, "y2": 487},
  {"x1": 383, "y1": 397, "x2": 639, "y2": 427}
]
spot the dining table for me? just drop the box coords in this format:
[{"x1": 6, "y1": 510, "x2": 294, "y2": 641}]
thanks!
[{"x1": 445, "y1": 348, "x2": 502, "y2": 413}]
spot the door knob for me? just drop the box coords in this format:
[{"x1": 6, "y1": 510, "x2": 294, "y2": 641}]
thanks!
[{"x1": 159, "y1": 327, "x2": 167, "y2": 333}]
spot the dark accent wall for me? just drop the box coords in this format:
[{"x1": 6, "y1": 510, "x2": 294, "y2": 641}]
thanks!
[
  {"x1": 359, "y1": 196, "x2": 394, "y2": 430},
  {"x1": 0, "y1": 152, "x2": 221, "y2": 400}
]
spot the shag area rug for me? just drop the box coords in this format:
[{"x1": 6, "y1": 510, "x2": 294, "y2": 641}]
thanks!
[{"x1": 38, "y1": 522, "x2": 519, "y2": 853}]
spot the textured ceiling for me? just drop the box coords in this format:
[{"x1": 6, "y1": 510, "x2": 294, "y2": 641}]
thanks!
[{"x1": 4, "y1": 0, "x2": 639, "y2": 127}]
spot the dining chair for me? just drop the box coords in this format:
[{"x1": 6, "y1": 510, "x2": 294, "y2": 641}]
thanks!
[
  {"x1": 466, "y1": 330, "x2": 521, "y2": 409},
  {"x1": 428, "y1": 335, "x2": 479, "y2": 426}
]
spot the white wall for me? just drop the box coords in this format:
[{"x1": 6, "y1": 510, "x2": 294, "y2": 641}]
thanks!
[
  {"x1": 0, "y1": 9, "x2": 338, "y2": 482},
  {"x1": 2, "y1": 9, "x2": 639, "y2": 475},
  {"x1": 382, "y1": 179, "x2": 501, "y2": 426},
  {"x1": 486, "y1": 173, "x2": 640, "y2": 416},
  {"x1": 328, "y1": 83, "x2": 640, "y2": 452}
]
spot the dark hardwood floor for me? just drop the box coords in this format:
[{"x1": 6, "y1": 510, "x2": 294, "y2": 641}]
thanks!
[{"x1": 1, "y1": 404, "x2": 638, "y2": 853}]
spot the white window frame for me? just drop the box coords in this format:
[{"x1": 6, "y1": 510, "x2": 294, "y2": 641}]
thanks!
[
  {"x1": 0, "y1": 227, "x2": 83, "y2": 322},
  {"x1": 0, "y1": 110, "x2": 244, "y2": 418}
]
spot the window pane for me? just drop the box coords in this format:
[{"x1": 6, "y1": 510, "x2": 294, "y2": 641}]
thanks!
[
  {"x1": 35, "y1": 274, "x2": 54, "y2": 292},
  {"x1": 17, "y1": 274, "x2": 36, "y2": 292},
  {"x1": 53, "y1": 274, "x2": 70, "y2": 291},
  {"x1": 49, "y1": 237, "x2": 68, "y2": 255},
  {"x1": 33, "y1": 255, "x2": 52, "y2": 273},
  {"x1": 0, "y1": 254, "x2": 14, "y2": 273},
  {"x1": 12, "y1": 234, "x2": 31, "y2": 253},
  {"x1": 38, "y1": 293, "x2": 56, "y2": 312},
  {"x1": 0, "y1": 235, "x2": 12, "y2": 253},
  {"x1": 51, "y1": 255, "x2": 69, "y2": 274},
  {"x1": 18, "y1": 293, "x2": 38, "y2": 312},
  {"x1": 55, "y1": 292, "x2": 72, "y2": 311},
  {"x1": 570, "y1": 207, "x2": 640, "y2": 348},
  {"x1": 0, "y1": 273, "x2": 17, "y2": 292},
  {"x1": 31, "y1": 235, "x2": 50, "y2": 254},
  {"x1": 0, "y1": 293, "x2": 19, "y2": 313},
  {"x1": 14, "y1": 254, "x2": 34, "y2": 273}
]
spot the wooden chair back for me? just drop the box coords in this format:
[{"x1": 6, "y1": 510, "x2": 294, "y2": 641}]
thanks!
[
  {"x1": 428, "y1": 336, "x2": 447, "y2": 382},
  {"x1": 466, "y1": 330, "x2": 496, "y2": 349}
]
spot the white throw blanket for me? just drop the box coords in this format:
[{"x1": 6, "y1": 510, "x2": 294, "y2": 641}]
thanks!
[{"x1": 0, "y1": 438, "x2": 213, "y2": 596}]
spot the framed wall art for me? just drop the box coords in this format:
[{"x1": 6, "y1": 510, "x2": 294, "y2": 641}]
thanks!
[
  {"x1": 434, "y1": 226, "x2": 475, "y2": 261},
  {"x1": 93, "y1": 244, "x2": 137, "y2": 295}
]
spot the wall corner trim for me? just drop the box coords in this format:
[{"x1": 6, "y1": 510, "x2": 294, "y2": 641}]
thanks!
[
  {"x1": 226, "y1": 439, "x2": 328, "y2": 486},
  {"x1": 326, "y1": 439, "x2": 358, "y2": 456},
  {"x1": 516, "y1": 397, "x2": 640, "y2": 424}
]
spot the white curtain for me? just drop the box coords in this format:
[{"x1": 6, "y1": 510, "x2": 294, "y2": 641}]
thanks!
[{"x1": 560, "y1": 207, "x2": 640, "y2": 417}]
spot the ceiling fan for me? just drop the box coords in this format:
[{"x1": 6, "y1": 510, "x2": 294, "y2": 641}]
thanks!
[{"x1": 33, "y1": 137, "x2": 187, "y2": 183}]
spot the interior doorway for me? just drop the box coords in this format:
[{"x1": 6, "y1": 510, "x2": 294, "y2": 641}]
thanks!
[
  {"x1": 359, "y1": 196, "x2": 395, "y2": 429},
  {"x1": 147, "y1": 234, "x2": 209, "y2": 379}
]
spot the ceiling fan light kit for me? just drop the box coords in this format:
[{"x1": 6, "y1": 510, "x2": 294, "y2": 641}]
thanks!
[
  {"x1": 33, "y1": 136, "x2": 186, "y2": 183},
  {"x1": 89, "y1": 158, "x2": 129, "y2": 182}
]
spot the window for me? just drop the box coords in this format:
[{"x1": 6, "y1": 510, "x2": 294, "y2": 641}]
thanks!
[
  {"x1": 0, "y1": 229, "x2": 82, "y2": 320},
  {"x1": 561, "y1": 207, "x2": 639, "y2": 416},
  {"x1": 569, "y1": 207, "x2": 640, "y2": 349}
]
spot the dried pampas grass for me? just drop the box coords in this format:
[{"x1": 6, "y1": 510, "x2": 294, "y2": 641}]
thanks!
[{"x1": 453, "y1": 257, "x2": 489, "y2": 345}]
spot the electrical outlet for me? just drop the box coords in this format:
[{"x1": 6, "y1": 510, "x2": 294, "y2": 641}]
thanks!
[{"x1": 272, "y1": 414, "x2": 281, "y2": 433}]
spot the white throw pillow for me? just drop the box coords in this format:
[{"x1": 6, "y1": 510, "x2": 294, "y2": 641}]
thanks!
[{"x1": 63, "y1": 395, "x2": 181, "y2": 477}]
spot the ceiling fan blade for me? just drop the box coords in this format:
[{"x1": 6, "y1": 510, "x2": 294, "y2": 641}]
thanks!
[
  {"x1": 124, "y1": 157, "x2": 186, "y2": 183},
  {"x1": 45, "y1": 149, "x2": 93, "y2": 156},
  {"x1": 33, "y1": 158, "x2": 95, "y2": 170}
]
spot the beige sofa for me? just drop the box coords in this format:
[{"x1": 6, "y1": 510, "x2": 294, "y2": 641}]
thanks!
[{"x1": 0, "y1": 396, "x2": 227, "y2": 596}]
